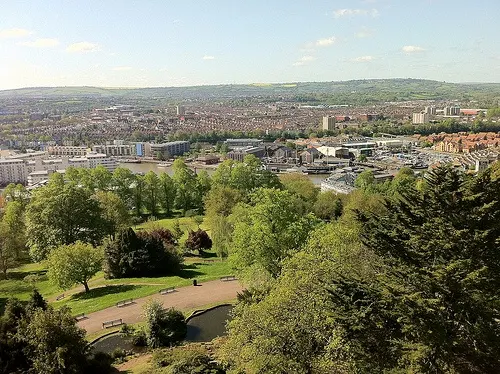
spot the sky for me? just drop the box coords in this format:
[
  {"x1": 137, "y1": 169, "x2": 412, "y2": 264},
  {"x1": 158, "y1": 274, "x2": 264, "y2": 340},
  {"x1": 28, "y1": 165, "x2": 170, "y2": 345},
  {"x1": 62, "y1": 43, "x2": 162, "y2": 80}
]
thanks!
[{"x1": 0, "y1": 0, "x2": 499, "y2": 89}]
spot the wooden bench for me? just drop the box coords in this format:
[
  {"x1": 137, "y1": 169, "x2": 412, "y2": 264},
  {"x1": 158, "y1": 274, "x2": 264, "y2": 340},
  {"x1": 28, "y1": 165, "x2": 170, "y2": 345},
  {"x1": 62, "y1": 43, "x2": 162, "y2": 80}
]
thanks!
[
  {"x1": 74, "y1": 313, "x2": 86, "y2": 321},
  {"x1": 116, "y1": 298, "x2": 134, "y2": 308},
  {"x1": 102, "y1": 319, "x2": 123, "y2": 329},
  {"x1": 220, "y1": 275, "x2": 237, "y2": 282},
  {"x1": 55, "y1": 293, "x2": 65, "y2": 301},
  {"x1": 159, "y1": 287, "x2": 176, "y2": 295}
]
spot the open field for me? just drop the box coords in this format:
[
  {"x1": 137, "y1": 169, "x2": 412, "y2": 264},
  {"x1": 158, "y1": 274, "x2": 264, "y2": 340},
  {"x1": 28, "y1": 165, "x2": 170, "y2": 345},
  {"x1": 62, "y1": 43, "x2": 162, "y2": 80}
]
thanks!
[{"x1": 1, "y1": 251, "x2": 231, "y2": 316}]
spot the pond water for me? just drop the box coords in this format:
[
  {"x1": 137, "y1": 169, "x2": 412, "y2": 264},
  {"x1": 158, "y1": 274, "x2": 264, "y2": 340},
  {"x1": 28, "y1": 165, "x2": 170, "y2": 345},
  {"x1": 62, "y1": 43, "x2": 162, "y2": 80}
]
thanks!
[
  {"x1": 92, "y1": 305, "x2": 234, "y2": 353},
  {"x1": 185, "y1": 304, "x2": 233, "y2": 342}
]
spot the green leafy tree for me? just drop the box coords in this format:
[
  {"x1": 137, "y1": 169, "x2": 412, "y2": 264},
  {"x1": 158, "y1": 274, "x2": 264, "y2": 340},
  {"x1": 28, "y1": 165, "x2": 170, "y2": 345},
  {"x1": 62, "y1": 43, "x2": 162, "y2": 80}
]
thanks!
[
  {"x1": 133, "y1": 174, "x2": 144, "y2": 217},
  {"x1": 354, "y1": 169, "x2": 375, "y2": 190},
  {"x1": 144, "y1": 171, "x2": 160, "y2": 217},
  {"x1": 143, "y1": 301, "x2": 186, "y2": 348},
  {"x1": 25, "y1": 180, "x2": 107, "y2": 261},
  {"x1": 2, "y1": 183, "x2": 29, "y2": 207},
  {"x1": 312, "y1": 191, "x2": 343, "y2": 221},
  {"x1": 47, "y1": 241, "x2": 103, "y2": 293},
  {"x1": 173, "y1": 159, "x2": 198, "y2": 214},
  {"x1": 112, "y1": 167, "x2": 137, "y2": 208},
  {"x1": 221, "y1": 221, "x2": 376, "y2": 373},
  {"x1": 229, "y1": 188, "x2": 320, "y2": 279},
  {"x1": 16, "y1": 306, "x2": 90, "y2": 374},
  {"x1": 354, "y1": 166, "x2": 500, "y2": 372},
  {"x1": 104, "y1": 228, "x2": 182, "y2": 278},
  {"x1": 91, "y1": 165, "x2": 112, "y2": 191},
  {"x1": 279, "y1": 173, "x2": 319, "y2": 212},
  {"x1": 94, "y1": 190, "x2": 131, "y2": 237},
  {"x1": 0, "y1": 222, "x2": 17, "y2": 279},
  {"x1": 159, "y1": 172, "x2": 176, "y2": 216}
]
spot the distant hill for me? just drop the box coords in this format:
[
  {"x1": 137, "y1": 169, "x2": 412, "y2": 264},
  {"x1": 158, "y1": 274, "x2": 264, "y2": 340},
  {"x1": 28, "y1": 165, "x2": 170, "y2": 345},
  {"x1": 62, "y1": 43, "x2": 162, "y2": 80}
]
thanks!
[{"x1": 1, "y1": 79, "x2": 499, "y2": 105}]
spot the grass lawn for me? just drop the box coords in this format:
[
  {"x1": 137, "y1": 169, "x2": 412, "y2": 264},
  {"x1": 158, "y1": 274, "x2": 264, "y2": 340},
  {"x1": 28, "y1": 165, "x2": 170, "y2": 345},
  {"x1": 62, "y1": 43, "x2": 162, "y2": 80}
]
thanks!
[
  {"x1": 1, "y1": 251, "x2": 232, "y2": 316},
  {"x1": 135, "y1": 216, "x2": 209, "y2": 243}
]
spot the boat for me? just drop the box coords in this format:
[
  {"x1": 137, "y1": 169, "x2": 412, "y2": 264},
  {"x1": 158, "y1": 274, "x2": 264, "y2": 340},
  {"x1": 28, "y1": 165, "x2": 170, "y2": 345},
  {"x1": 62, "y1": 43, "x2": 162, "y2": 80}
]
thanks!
[{"x1": 158, "y1": 162, "x2": 172, "y2": 167}]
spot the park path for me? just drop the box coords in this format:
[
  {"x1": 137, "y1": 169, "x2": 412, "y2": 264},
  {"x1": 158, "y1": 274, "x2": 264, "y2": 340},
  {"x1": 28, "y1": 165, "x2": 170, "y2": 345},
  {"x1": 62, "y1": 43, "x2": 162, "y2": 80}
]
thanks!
[{"x1": 77, "y1": 279, "x2": 244, "y2": 334}]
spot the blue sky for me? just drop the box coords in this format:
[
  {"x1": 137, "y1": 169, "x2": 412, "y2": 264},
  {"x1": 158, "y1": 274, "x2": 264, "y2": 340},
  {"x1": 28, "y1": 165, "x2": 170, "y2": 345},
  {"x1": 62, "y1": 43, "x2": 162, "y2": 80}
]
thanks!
[{"x1": 0, "y1": 0, "x2": 499, "y2": 89}]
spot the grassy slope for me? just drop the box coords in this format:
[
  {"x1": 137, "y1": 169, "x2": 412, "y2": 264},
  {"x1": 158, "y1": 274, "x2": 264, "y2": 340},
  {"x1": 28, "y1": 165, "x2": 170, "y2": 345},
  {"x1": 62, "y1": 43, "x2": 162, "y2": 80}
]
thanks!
[{"x1": 0, "y1": 218, "x2": 231, "y2": 316}]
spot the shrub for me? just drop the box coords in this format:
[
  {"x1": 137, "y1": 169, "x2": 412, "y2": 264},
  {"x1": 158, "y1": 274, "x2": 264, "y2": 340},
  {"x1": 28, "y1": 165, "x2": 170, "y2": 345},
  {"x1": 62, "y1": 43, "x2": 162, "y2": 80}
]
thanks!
[
  {"x1": 104, "y1": 227, "x2": 183, "y2": 278},
  {"x1": 185, "y1": 229, "x2": 212, "y2": 253},
  {"x1": 143, "y1": 300, "x2": 186, "y2": 348}
]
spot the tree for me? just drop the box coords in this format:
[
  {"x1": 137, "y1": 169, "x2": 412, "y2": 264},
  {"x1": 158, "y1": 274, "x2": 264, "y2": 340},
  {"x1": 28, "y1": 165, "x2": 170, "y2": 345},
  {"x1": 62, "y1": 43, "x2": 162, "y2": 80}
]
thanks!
[
  {"x1": 16, "y1": 306, "x2": 90, "y2": 374},
  {"x1": 143, "y1": 301, "x2": 186, "y2": 348},
  {"x1": 47, "y1": 242, "x2": 103, "y2": 293},
  {"x1": 143, "y1": 171, "x2": 160, "y2": 217},
  {"x1": 133, "y1": 174, "x2": 144, "y2": 217},
  {"x1": 210, "y1": 216, "x2": 232, "y2": 259},
  {"x1": 354, "y1": 169, "x2": 375, "y2": 190},
  {"x1": 2, "y1": 183, "x2": 29, "y2": 207},
  {"x1": 25, "y1": 180, "x2": 107, "y2": 261},
  {"x1": 312, "y1": 191, "x2": 343, "y2": 221},
  {"x1": 221, "y1": 221, "x2": 376, "y2": 373},
  {"x1": 112, "y1": 167, "x2": 137, "y2": 208},
  {"x1": 159, "y1": 172, "x2": 176, "y2": 216},
  {"x1": 0, "y1": 222, "x2": 17, "y2": 279},
  {"x1": 354, "y1": 166, "x2": 500, "y2": 372},
  {"x1": 153, "y1": 346, "x2": 226, "y2": 373},
  {"x1": 204, "y1": 185, "x2": 244, "y2": 227},
  {"x1": 2, "y1": 201, "x2": 27, "y2": 261},
  {"x1": 91, "y1": 165, "x2": 112, "y2": 191},
  {"x1": 104, "y1": 228, "x2": 182, "y2": 278},
  {"x1": 279, "y1": 173, "x2": 319, "y2": 212},
  {"x1": 173, "y1": 159, "x2": 198, "y2": 214},
  {"x1": 229, "y1": 188, "x2": 320, "y2": 279},
  {"x1": 185, "y1": 229, "x2": 212, "y2": 254},
  {"x1": 195, "y1": 170, "x2": 211, "y2": 212},
  {"x1": 94, "y1": 190, "x2": 131, "y2": 237}
]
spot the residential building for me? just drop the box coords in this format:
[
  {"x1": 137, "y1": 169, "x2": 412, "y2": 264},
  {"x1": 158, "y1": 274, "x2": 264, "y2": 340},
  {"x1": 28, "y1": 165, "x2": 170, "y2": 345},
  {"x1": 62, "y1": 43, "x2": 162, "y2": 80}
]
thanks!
[
  {"x1": 322, "y1": 116, "x2": 336, "y2": 131},
  {"x1": 225, "y1": 139, "x2": 263, "y2": 148},
  {"x1": 413, "y1": 113, "x2": 429, "y2": 124},
  {"x1": 86, "y1": 153, "x2": 118, "y2": 171},
  {"x1": 47, "y1": 145, "x2": 88, "y2": 156},
  {"x1": 227, "y1": 146, "x2": 266, "y2": 162},
  {"x1": 0, "y1": 159, "x2": 27, "y2": 185},
  {"x1": 91, "y1": 143, "x2": 135, "y2": 156},
  {"x1": 147, "y1": 141, "x2": 190, "y2": 158}
]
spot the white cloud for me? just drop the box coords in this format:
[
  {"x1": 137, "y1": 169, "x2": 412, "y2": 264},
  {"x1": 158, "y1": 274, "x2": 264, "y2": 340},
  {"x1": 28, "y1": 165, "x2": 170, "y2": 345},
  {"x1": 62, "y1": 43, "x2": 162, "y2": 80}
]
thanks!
[
  {"x1": 0, "y1": 28, "x2": 32, "y2": 39},
  {"x1": 66, "y1": 41, "x2": 99, "y2": 53},
  {"x1": 202, "y1": 55, "x2": 215, "y2": 60},
  {"x1": 355, "y1": 27, "x2": 375, "y2": 38},
  {"x1": 333, "y1": 8, "x2": 379, "y2": 18},
  {"x1": 18, "y1": 38, "x2": 59, "y2": 48},
  {"x1": 293, "y1": 55, "x2": 316, "y2": 66},
  {"x1": 352, "y1": 55, "x2": 376, "y2": 62},
  {"x1": 402, "y1": 45, "x2": 425, "y2": 53},
  {"x1": 316, "y1": 37, "x2": 336, "y2": 47},
  {"x1": 112, "y1": 66, "x2": 133, "y2": 71}
]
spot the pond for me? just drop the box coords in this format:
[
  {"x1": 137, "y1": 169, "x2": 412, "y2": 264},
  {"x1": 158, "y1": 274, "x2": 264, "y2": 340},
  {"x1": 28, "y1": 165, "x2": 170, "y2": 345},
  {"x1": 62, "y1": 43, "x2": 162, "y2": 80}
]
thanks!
[
  {"x1": 185, "y1": 304, "x2": 233, "y2": 342},
  {"x1": 92, "y1": 304, "x2": 234, "y2": 353}
]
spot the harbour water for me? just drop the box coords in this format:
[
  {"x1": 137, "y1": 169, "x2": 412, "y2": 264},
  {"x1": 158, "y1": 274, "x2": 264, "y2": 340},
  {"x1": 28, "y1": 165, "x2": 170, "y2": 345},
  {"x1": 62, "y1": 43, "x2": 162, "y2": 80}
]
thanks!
[{"x1": 119, "y1": 162, "x2": 327, "y2": 186}]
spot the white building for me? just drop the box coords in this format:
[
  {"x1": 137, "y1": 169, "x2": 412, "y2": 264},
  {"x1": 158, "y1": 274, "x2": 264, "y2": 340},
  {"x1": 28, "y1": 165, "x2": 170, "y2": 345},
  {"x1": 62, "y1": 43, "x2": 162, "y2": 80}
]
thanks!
[
  {"x1": 322, "y1": 116, "x2": 336, "y2": 131},
  {"x1": 47, "y1": 145, "x2": 88, "y2": 156},
  {"x1": 86, "y1": 153, "x2": 118, "y2": 171},
  {"x1": 0, "y1": 159, "x2": 27, "y2": 185},
  {"x1": 91, "y1": 143, "x2": 135, "y2": 156},
  {"x1": 413, "y1": 113, "x2": 429, "y2": 124}
]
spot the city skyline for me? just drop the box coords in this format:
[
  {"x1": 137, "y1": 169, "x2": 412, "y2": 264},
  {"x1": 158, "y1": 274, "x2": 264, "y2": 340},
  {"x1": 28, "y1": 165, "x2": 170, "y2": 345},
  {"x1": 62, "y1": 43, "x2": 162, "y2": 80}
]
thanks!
[{"x1": 1, "y1": 0, "x2": 499, "y2": 90}]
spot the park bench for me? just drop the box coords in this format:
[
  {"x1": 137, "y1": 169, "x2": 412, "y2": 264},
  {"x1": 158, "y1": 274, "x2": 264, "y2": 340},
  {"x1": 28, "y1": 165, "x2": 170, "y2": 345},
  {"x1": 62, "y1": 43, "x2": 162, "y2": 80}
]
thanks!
[
  {"x1": 159, "y1": 287, "x2": 176, "y2": 295},
  {"x1": 116, "y1": 298, "x2": 134, "y2": 308},
  {"x1": 102, "y1": 319, "x2": 123, "y2": 329},
  {"x1": 74, "y1": 313, "x2": 86, "y2": 321},
  {"x1": 220, "y1": 275, "x2": 237, "y2": 282}
]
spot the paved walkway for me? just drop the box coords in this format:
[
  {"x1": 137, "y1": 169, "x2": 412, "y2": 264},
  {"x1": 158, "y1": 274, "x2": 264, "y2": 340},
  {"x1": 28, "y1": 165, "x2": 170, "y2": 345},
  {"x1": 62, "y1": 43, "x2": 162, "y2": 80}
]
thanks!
[{"x1": 78, "y1": 279, "x2": 244, "y2": 334}]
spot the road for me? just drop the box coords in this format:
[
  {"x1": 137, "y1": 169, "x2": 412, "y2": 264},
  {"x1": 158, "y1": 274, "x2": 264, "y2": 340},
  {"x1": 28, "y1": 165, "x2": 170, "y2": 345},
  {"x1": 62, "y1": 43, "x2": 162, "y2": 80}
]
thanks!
[{"x1": 78, "y1": 279, "x2": 244, "y2": 334}]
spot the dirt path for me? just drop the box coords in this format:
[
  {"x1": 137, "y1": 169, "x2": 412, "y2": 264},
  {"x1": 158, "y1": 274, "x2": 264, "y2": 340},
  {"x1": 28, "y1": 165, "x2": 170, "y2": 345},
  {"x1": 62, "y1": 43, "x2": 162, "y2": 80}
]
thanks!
[{"x1": 78, "y1": 279, "x2": 243, "y2": 334}]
